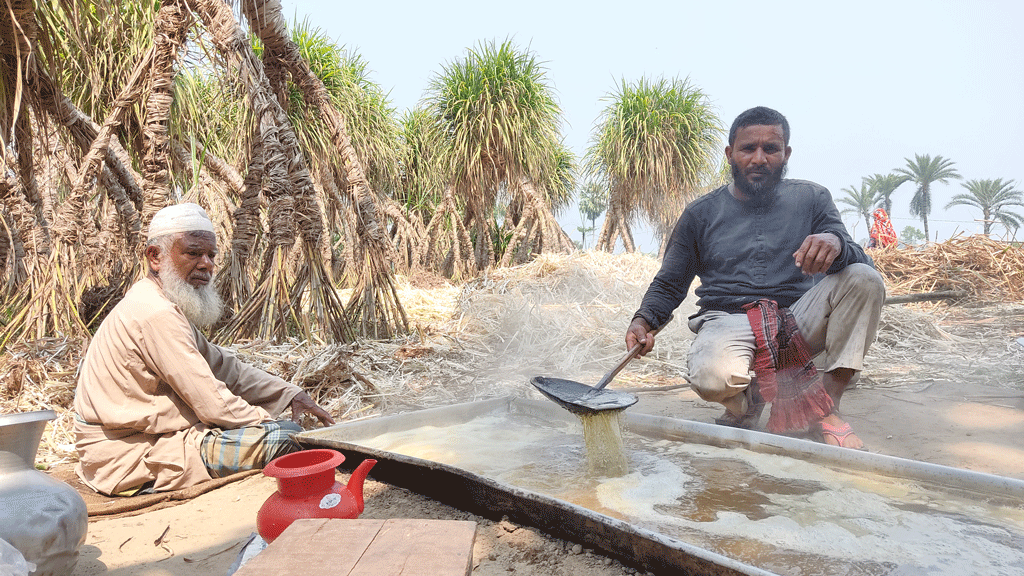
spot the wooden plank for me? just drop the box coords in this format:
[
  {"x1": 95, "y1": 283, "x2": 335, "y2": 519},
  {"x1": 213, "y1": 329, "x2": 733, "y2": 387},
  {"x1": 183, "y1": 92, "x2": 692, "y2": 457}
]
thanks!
[
  {"x1": 233, "y1": 518, "x2": 384, "y2": 575},
  {"x1": 232, "y1": 518, "x2": 477, "y2": 576},
  {"x1": 354, "y1": 519, "x2": 477, "y2": 576}
]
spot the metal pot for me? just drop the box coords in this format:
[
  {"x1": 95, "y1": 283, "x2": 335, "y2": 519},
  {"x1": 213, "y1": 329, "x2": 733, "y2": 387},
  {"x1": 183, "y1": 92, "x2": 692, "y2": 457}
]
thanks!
[{"x1": 0, "y1": 410, "x2": 88, "y2": 576}]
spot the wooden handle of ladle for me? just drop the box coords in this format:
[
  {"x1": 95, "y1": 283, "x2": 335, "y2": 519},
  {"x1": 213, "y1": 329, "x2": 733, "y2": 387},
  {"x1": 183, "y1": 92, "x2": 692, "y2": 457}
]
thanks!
[{"x1": 593, "y1": 315, "x2": 672, "y2": 391}]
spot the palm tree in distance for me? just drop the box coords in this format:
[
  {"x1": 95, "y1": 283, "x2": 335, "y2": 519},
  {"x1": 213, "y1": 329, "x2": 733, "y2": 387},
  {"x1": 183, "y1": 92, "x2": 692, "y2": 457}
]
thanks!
[
  {"x1": 838, "y1": 181, "x2": 879, "y2": 238},
  {"x1": 577, "y1": 179, "x2": 608, "y2": 249},
  {"x1": 863, "y1": 173, "x2": 908, "y2": 215},
  {"x1": 945, "y1": 178, "x2": 1024, "y2": 237},
  {"x1": 587, "y1": 76, "x2": 721, "y2": 255},
  {"x1": 894, "y1": 154, "x2": 961, "y2": 242},
  {"x1": 239, "y1": 0, "x2": 407, "y2": 340}
]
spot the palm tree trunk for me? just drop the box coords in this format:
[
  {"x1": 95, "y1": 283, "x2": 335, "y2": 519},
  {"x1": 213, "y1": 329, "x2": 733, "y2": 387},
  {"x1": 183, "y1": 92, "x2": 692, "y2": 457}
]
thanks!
[
  {"x1": 500, "y1": 178, "x2": 574, "y2": 266},
  {"x1": 29, "y1": 63, "x2": 145, "y2": 243},
  {"x1": 241, "y1": 0, "x2": 407, "y2": 338},
  {"x1": 546, "y1": 212, "x2": 576, "y2": 254},
  {"x1": 141, "y1": 0, "x2": 191, "y2": 229},
  {"x1": 0, "y1": 0, "x2": 35, "y2": 144},
  {"x1": 500, "y1": 198, "x2": 536, "y2": 267},
  {"x1": 597, "y1": 195, "x2": 637, "y2": 253},
  {"x1": 598, "y1": 207, "x2": 634, "y2": 253},
  {"x1": 424, "y1": 186, "x2": 473, "y2": 279},
  {"x1": 515, "y1": 219, "x2": 538, "y2": 263},
  {"x1": 168, "y1": 139, "x2": 237, "y2": 236},
  {"x1": 0, "y1": 176, "x2": 29, "y2": 293},
  {"x1": 263, "y1": 50, "x2": 289, "y2": 109},
  {"x1": 595, "y1": 203, "x2": 617, "y2": 252},
  {"x1": 0, "y1": 1, "x2": 51, "y2": 259},
  {"x1": 383, "y1": 198, "x2": 425, "y2": 270},
  {"x1": 186, "y1": 139, "x2": 246, "y2": 195},
  {"x1": 622, "y1": 220, "x2": 636, "y2": 252},
  {"x1": 57, "y1": 47, "x2": 155, "y2": 249},
  {"x1": 467, "y1": 211, "x2": 496, "y2": 271},
  {"x1": 318, "y1": 165, "x2": 355, "y2": 280},
  {"x1": 216, "y1": 135, "x2": 263, "y2": 311},
  {"x1": 30, "y1": 68, "x2": 145, "y2": 209},
  {"x1": 32, "y1": 122, "x2": 62, "y2": 228},
  {"x1": 14, "y1": 110, "x2": 50, "y2": 257},
  {"x1": 190, "y1": 0, "x2": 353, "y2": 343},
  {"x1": 0, "y1": 0, "x2": 140, "y2": 342}
]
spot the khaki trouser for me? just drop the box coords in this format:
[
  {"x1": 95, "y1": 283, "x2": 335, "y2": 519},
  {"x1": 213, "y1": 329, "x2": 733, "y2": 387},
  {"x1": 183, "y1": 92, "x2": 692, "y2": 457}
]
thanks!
[{"x1": 686, "y1": 263, "x2": 885, "y2": 416}]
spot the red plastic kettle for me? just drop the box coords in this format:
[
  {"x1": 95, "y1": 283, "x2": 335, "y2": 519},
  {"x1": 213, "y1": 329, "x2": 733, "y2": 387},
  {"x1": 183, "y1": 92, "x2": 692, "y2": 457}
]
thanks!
[{"x1": 256, "y1": 449, "x2": 377, "y2": 542}]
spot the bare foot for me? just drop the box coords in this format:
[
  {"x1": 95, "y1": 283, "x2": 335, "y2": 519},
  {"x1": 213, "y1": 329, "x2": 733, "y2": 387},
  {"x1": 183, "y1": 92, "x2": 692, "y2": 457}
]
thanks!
[{"x1": 815, "y1": 412, "x2": 865, "y2": 450}]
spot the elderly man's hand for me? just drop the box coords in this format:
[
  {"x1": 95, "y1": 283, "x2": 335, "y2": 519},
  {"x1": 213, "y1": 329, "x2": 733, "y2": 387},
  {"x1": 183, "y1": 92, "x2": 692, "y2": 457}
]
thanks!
[
  {"x1": 290, "y1": 391, "x2": 336, "y2": 427},
  {"x1": 793, "y1": 233, "x2": 841, "y2": 275}
]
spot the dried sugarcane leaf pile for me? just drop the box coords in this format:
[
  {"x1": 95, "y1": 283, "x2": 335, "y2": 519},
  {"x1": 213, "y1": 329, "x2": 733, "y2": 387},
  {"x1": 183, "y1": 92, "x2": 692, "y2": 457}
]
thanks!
[
  {"x1": 5, "y1": 238, "x2": 1022, "y2": 467},
  {"x1": 853, "y1": 236, "x2": 1024, "y2": 394},
  {"x1": 443, "y1": 251, "x2": 696, "y2": 383},
  {"x1": 0, "y1": 337, "x2": 84, "y2": 464},
  {"x1": 870, "y1": 234, "x2": 1024, "y2": 301}
]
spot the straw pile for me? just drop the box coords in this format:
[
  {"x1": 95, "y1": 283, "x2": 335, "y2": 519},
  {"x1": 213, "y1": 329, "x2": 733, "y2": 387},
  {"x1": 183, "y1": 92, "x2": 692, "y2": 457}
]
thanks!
[
  {"x1": 4, "y1": 237, "x2": 1022, "y2": 467},
  {"x1": 0, "y1": 338, "x2": 84, "y2": 463},
  {"x1": 864, "y1": 301, "x2": 1024, "y2": 393},
  {"x1": 442, "y1": 251, "x2": 696, "y2": 386},
  {"x1": 871, "y1": 234, "x2": 1024, "y2": 301},
  {"x1": 854, "y1": 236, "x2": 1024, "y2": 392}
]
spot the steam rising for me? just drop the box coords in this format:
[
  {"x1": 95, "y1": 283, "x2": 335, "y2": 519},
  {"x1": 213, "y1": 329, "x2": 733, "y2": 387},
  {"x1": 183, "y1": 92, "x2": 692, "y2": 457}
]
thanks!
[{"x1": 446, "y1": 252, "x2": 699, "y2": 397}]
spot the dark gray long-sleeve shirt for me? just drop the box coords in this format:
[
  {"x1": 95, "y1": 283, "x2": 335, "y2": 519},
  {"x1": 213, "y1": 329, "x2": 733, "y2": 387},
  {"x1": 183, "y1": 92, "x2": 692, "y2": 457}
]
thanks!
[{"x1": 634, "y1": 179, "x2": 873, "y2": 329}]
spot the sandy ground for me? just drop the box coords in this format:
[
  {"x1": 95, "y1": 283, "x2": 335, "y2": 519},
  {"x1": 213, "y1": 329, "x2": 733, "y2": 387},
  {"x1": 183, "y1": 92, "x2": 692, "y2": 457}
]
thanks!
[{"x1": 67, "y1": 371, "x2": 1023, "y2": 576}]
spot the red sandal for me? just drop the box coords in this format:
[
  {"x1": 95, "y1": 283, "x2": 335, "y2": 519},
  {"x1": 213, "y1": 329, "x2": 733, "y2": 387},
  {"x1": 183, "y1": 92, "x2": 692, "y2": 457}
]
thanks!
[{"x1": 815, "y1": 420, "x2": 867, "y2": 451}]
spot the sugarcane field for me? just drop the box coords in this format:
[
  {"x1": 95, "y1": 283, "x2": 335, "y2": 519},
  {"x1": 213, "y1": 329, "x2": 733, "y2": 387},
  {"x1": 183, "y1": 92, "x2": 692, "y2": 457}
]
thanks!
[{"x1": 1, "y1": 2, "x2": 1023, "y2": 576}]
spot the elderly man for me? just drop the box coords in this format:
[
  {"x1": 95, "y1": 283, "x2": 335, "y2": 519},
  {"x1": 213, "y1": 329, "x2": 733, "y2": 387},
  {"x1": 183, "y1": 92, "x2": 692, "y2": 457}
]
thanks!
[
  {"x1": 627, "y1": 106, "x2": 885, "y2": 449},
  {"x1": 74, "y1": 203, "x2": 334, "y2": 495}
]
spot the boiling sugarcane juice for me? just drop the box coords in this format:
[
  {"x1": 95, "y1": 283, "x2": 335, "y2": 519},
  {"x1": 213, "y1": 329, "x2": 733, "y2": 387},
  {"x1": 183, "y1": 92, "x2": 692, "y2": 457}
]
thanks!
[
  {"x1": 309, "y1": 406, "x2": 1024, "y2": 575},
  {"x1": 578, "y1": 410, "x2": 629, "y2": 477}
]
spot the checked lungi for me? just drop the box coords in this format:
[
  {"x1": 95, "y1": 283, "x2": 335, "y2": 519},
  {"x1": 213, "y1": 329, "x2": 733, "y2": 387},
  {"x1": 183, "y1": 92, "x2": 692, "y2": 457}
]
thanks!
[{"x1": 201, "y1": 420, "x2": 302, "y2": 478}]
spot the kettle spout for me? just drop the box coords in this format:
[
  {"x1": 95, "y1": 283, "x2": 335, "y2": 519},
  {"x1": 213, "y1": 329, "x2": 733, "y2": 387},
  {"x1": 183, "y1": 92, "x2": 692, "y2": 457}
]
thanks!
[{"x1": 346, "y1": 458, "x2": 377, "y2": 514}]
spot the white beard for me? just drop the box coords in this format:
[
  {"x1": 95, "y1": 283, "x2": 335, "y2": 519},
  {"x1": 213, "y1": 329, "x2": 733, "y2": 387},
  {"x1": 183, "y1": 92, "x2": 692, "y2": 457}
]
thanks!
[{"x1": 159, "y1": 257, "x2": 224, "y2": 328}]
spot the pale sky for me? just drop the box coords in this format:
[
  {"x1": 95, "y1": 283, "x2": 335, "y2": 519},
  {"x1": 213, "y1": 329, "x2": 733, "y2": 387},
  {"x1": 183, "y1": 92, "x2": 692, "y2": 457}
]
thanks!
[{"x1": 280, "y1": 0, "x2": 1024, "y2": 251}]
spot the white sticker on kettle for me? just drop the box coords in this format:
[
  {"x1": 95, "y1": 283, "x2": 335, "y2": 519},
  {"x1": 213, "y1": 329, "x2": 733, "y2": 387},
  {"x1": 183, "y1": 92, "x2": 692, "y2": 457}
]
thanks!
[{"x1": 319, "y1": 493, "x2": 341, "y2": 509}]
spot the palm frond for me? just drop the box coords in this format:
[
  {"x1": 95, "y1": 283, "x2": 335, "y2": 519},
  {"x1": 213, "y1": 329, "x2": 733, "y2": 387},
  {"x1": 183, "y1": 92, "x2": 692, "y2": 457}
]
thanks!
[
  {"x1": 427, "y1": 39, "x2": 563, "y2": 217},
  {"x1": 894, "y1": 153, "x2": 961, "y2": 240},
  {"x1": 946, "y1": 178, "x2": 1024, "y2": 235}
]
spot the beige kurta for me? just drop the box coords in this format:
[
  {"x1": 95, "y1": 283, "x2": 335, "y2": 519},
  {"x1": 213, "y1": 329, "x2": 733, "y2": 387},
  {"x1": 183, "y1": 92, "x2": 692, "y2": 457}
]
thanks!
[{"x1": 74, "y1": 276, "x2": 301, "y2": 495}]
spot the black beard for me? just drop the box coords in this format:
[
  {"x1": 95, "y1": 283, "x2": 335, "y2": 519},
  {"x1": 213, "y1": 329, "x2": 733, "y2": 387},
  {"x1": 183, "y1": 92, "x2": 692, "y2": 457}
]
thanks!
[{"x1": 731, "y1": 160, "x2": 787, "y2": 200}]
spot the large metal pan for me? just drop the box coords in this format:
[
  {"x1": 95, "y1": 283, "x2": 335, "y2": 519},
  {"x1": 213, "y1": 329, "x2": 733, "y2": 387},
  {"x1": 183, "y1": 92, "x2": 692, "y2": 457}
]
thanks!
[{"x1": 531, "y1": 320, "x2": 669, "y2": 415}]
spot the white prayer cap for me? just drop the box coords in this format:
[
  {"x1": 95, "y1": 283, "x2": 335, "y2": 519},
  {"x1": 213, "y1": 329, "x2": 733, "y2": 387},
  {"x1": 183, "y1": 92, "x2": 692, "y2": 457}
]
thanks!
[{"x1": 147, "y1": 203, "x2": 216, "y2": 242}]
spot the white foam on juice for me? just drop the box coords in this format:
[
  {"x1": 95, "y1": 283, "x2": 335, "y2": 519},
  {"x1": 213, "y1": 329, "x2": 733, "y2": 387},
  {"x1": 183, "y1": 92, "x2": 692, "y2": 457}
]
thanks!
[
  {"x1": 612, "y1": 436, "x2": 1024, "y2": 573},
  {"x1": 595, "y1": 455, "x2": 693, "y2": 517},
  {"x1": 328, "y1": 409, "x2": 1024, "y2": 575}
]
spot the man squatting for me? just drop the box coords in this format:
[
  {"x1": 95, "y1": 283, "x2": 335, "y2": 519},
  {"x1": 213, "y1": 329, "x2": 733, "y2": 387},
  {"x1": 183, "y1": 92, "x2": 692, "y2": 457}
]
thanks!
[{"x1": 626, "y1": 106, "x2": 885, "y2": 449}]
